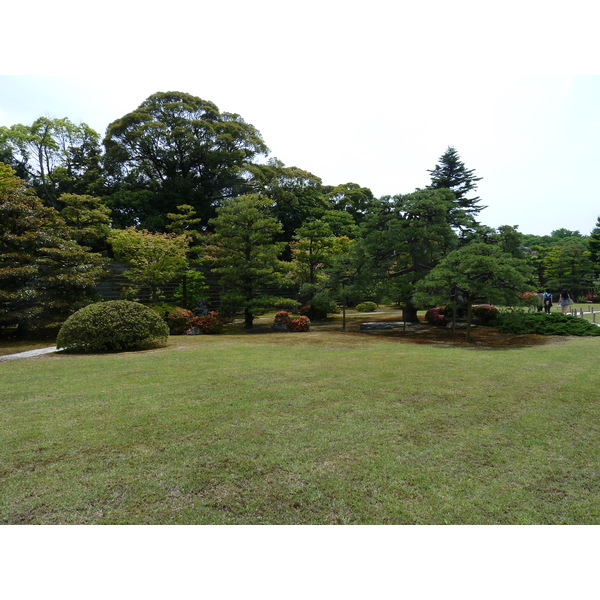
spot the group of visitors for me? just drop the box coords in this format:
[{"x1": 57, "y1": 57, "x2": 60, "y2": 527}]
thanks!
[{"x1": 540, "y1": 289, "x2": 573, "y2": 314}]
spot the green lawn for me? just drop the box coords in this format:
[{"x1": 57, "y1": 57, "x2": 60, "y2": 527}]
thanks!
[
  {"x1": 1, "y1": 329, "x2": 599, "y2": 524},
  {"x1": 570, "y1": 303, "x2": 600, "y2": 324}
]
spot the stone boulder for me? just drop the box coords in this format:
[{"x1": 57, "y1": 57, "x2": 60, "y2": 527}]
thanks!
[{"x1": 359, "y1": 322, "x2": 410, "y2": 331}]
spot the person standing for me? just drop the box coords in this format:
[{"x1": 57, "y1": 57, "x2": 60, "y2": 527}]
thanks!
[
  {"x1": 543, "y1": 289, "x2": 553, "y2": 314},
  {"x1": 559, "y1": 289, "x2": 573, "y2": 314},
  {"x1": 536, "y1": 291, "x2": 544, "y2": 312}
]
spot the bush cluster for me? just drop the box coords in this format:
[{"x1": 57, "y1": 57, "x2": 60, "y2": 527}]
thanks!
[
  {"x1": 290, "y1": 316, "x2": 311, "y2": 332},
  {"x1": 167, "y1": 307, "x2": 195, "y2": 335},
  {"x1": 300, "y1": 305, "x2": 327, "y2": 320},
  {"x1": 298, "y1": 289, "x2": 339, "y2": 320},
  {"x1": 164, "y1": 307, "x2": 223, "y2": 334},
  {"x1": 495, "y1": 312, "x2": 600, "y2": 336},
  {"x1": 192, "y1": 311, "x2": 223, "y2": 334},
  {"x1": 471, "y1": 304, "x2": 500, "y2": 325},
  {"x1": 355, "y1": 301, "x2": 378, "y2": 312},
  {"x1": 273, "y1": 311, "x2": 291, "y2": 325},
  {"x1": 425, "y1": 306, "x2": 448, "y2": 326},
  {"x1": 56, "y1": 300, "x2": 169, "y2": 352}
]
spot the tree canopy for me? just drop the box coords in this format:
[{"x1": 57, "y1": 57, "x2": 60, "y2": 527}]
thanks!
[
  {"x1": 109, "y1": 228, "x2": 190, "y2": 302},
  {"x1": 588, "y1": 216, "x2": 600, "y2": 274},
  {"x1": 348, "y1": 188, "x2": 459, "y2": 320},
  {"x1": 0, "y1": 117, "x2": 103, "y2": 205},
  {"x1": 103, "y1": 91, "x2": 268, "y2": 231},
  {"x1": 3, "y1": 87, "x2": 598, "y2": 334},
  {"x1": 413, "y1": 242, "x2": 532, "y2": 341},
  {"x1": 0, "y1": 163, "x2": 105, "y2": 334},
  {"x1": 428, "y1": 146, "x2": 484, "y2": 220},
  {"x1": 205, "y1": 194, "x2": 286, "y2": 328}
]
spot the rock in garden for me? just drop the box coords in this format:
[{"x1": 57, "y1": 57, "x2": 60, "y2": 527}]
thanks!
[{"x1": 359, "y1": 322, "x2": 409, "y2": 331}]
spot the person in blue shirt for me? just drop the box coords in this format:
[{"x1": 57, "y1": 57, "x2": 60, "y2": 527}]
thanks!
[{"x1": 543, "y1": 289, "x2": 553, "y2": 314}]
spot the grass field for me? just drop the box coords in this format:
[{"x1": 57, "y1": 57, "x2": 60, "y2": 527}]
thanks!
[{"x1": 2, "y1": 318, "x2": 599, "y2": 525}]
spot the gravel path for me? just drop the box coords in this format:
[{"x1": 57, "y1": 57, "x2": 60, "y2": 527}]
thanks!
[{"x1": 0, "y1": 347, "x2": 58, "y2": 362}]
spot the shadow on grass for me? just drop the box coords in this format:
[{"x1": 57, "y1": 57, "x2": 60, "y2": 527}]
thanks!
[{"x1": 348, "y1": 320, "x2": 562, "y2": 350}]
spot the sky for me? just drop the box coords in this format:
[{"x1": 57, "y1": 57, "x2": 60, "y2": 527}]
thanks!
[{"x1": 2, "y1": 1, "x2": 599, "y2": 237}]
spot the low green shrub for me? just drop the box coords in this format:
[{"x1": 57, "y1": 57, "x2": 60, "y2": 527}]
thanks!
[
  {"x1": 495, "y1": 312, "x2": 600, "y2": 336},
  {"x1": 56, "y1": 301, "x2": 169, "y2": 352},
  {"x1": 300, "y1": 305, "x2": 327, "y2": 320},
  {"x1": 151, "y1": 302, "x2": 177, "y2": 321},
  {"x1": 298, "y1": 288, "x2": 340, "y2": 320},
  {"x1": 355, "y1": 301, "x2": 378, "y2": 312},
  {"x1": 472, "y1": 304, "x2": 500, "y2": 325}
]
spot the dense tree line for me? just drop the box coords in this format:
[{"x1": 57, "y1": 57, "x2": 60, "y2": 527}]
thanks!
[{"x1": 1, "y1": 91, "x2": 599, "y2": 335}]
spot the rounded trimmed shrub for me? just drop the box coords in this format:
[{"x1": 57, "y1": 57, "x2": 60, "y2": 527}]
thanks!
[
  {"x1": 273, "y1": 311, "x2": 291, "y2": 325},
  {"x1": 56, "y1": 300, "x2": 170, "y2": 352},
  {"x1": 425, "y1": 306, "x2": 448, "y2": 326},
  {"x1": 355, "y1": 301, "x2": 378, "y2": 312},
  {"x1": 290, "y1": 316, "x2": 311, "y2": 332},
  {"x1": 167, "y1": 307, "x2": 195, "y2": 335}
]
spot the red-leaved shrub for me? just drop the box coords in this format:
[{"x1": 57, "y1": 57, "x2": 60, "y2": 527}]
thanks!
[
  {"x1": 290, "y1": 316, "x2": 311, "y2": 331},
  {"x1": 167, "y1": 307, "x2": 195, "y2": 334},
  {"x1": 189, "y1": 311, "x2": 223, "y2": 334},
  {"x1": 425, "y1": 306, "x2": 448, "y2": 326},
  {"x1": 274, "y1": 311, "x2": 291, "y2": 325}
]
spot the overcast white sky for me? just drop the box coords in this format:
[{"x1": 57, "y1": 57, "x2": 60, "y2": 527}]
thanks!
[{"x1": 2, "y1": 0, "x2": 599, "y2": 236}]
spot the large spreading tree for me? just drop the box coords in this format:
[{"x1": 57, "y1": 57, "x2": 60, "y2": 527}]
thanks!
[
  {"x1": 246, "y1": 158, "x2": 331, "y2": 245},
  {"x1": 413, "y1": 242, "x2": 532, "y2": 341},
  {"x1": 103, "y1": 91, "x2": 268, "y2": 231},
  {"x1": 0, "y1": 117, "x2": 103, "y2": 205},
  {"x1": 348, "y1": 188, "x2": 460, "y2": 321}
]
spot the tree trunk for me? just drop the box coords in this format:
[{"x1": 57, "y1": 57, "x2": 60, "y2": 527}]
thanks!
[
  {"x1": 466, "y1": 303, "x2": 473, "y2": 343},
  {"x1": 17, "y1": 318, "x2": 29, "y2": 339},
  {"x1": 182, "y1": 273, "x2": 188, "y2": 308},
  {"x1": 244, "y1": 307, "x2": 254, "y2": 329},
  {"x1": 402, "y1": 299, "x2": 419, "y2": 323}
]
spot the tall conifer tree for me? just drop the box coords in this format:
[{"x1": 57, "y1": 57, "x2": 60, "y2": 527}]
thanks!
[
  {"x1": 588, "y1": 216, "x2": 600, "y2": 274},
  {"x1": 427, "y1": 146, "x2": 485, "y2": 218}
]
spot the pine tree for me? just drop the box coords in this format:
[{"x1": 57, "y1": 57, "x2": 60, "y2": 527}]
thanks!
[
  {"x1": 206, "y1": 194, "x2": 286, "y2": 328},
  {"x1": 427, "y1": 146, "x2": 485, "y2": 217},
  {"x1": 0, "y1": 163, "x2": 105, "y2": 335}
]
